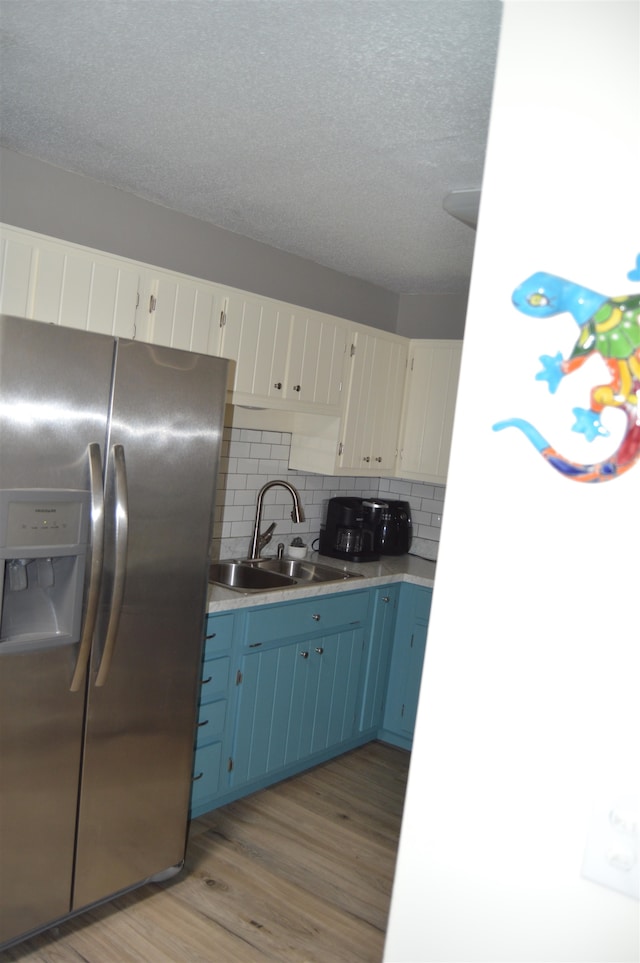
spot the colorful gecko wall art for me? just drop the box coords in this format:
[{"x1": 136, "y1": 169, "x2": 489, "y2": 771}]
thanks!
[{"x1": 493, "y1": 264, "x2": 640, "y2": 482}]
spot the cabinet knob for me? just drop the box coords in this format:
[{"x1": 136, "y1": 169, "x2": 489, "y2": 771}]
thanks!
[
  {"x1": 382, "y1": 596, "x2": 390, "y2": 603},
  {"x1": 363, "y1": 456, "x2": 371, "y2": 463},
  {"x1": 375, "y1": 456, "x2": 382, "y2": 463},
  {"x1": 293, "y1": 384, "x2": 301, "y2": 392},
  {"x1": 273, "y1": 382, "x2": 282, "y2": 389},
  {"x1": 315, "y1": 647, "x2": 324, "y2": 655},
  {"x1": 312, "y1": 613, "x2": 321, "y2": 621},
  {"x1": 300, "y1": 650, "x2": 309, "y2": 658}
]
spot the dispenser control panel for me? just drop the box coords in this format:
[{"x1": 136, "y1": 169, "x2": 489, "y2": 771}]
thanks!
[{"x1": 0, "y1": 490, "x2": 88, "y2": 554}]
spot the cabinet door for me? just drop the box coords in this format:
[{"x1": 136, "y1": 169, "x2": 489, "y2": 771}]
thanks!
[
  {"x1": 397, "y1": 340, "x2": 462, "y2": 483},
  {"x1": 382, "y1": 585, "x2": 432, "y2": 748},
  {"x1": 0, "y1": 226, "x2": 140, "y2": 337},
  {"x1": 360, "y1": 585, "x2": 399, "y2": 732},
  {"x1": 142, "y1": 271, "x2": 225, "y2": 356},
  {"x1": 231, "y1": 639, "x2": 304, "y2": 786},
  {"x1": 340, "y1": 329, "x2": 408, "y2": 473},
  {"x1": 231, "y1": 626, "x2": 364, "y2": 788},
  {"x1": 218, "y1": 290, "x2": 291, "y2": 402},
  {"x1": 299, "y1": 627, "x2": 364, "y2": 757},
  {"x1": 285, "y1": 308, "x2": 347, "y2": 409}
]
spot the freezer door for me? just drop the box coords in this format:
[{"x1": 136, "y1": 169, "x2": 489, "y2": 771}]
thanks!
[
  {"x1": 73, "y1": 339, "x2": 227, "y2": 909},
  {"x1": 0, "y1": 316, "x2": 114, "y2": 946}
]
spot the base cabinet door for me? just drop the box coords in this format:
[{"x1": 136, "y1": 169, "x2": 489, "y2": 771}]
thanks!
[
  {"x1": 381, "y1": 584, "x2": 432, "y2": 749},
  {"x1": 230, "y1": 625, "x2": 364, "y2": 789},
  {"x1": 360, "y1": 585, "x2": 399, "y2": 732}
]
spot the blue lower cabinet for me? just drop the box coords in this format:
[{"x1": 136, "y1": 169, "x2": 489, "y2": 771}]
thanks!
[
  {"x1": 189, "y1": 612, "x2": 236, "y2": 818},
  {"x1": 229, "y1": 624, "x2": 365, "y2": 791},
  {"x1": 190, "y1": 581, "x2": 434, "y2": 817},
  {"x1": 380, "y1": 583, "x2": 432, "y2": 750},
  {"x1": 359, "y1": 584, "x2": 399, "y2": 733}
]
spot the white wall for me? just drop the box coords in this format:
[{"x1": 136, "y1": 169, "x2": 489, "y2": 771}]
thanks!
[{"x1": 384, "y1": 3, "x2": 639, "y2": 961}]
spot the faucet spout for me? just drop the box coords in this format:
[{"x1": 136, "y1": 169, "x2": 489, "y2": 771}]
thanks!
[{"x1": 248, "y1": 480, "x2": 305, "y2": 560}]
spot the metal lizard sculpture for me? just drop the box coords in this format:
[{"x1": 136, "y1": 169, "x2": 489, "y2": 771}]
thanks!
[{"x1": 493, "y1": 270, "x2": 640, "y2": 482}]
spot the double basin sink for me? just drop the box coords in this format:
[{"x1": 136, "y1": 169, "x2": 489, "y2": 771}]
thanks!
[{"x1": 209, "y1": 556, "x2": 363, "y2": 593}]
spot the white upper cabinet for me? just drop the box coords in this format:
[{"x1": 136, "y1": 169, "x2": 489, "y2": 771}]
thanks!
[
  {"x1": 1, "y1": 226, "x2": 461, "y2": 477},
  {"x1": 0, "y1": 225, "x2": 140, "y2": 338},
  {"x1": 288, "y1": 326, "x2": 407, "y2": 476},
  {"x1": 339, "y1": 327, "x2": 407, "y2": 473},
  {"x1": 217, "y1": 291, "x2": 347, "y2": 413},
  {"x1": 217, "y1": 289, "x2": 291, "y2": 402},
  {"x1": 285, "y1": 307, "x2": 348, "y2": 410},
  {"x1": 141, "y1": 271, "x2": 224, "y2": 355},
  {"x1": 397, "y1": 339, "x2": 462, "y2": 483}
]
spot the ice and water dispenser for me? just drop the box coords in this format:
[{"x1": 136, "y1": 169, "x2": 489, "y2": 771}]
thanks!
[{"x1": 0, "y1": 490, "x2": 90, "y2": 652}]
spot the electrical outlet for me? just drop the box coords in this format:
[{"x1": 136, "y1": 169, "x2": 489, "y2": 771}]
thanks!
[{"x1": 582, "y1": 797, "x2": 639, "y2": 900}]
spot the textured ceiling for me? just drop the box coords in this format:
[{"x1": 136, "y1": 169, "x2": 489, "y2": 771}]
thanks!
[{"x1": 0, "y1": 1, "x2": 502, "y2": 294}]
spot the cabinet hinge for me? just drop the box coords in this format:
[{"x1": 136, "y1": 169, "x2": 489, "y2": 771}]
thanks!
[
  {"x1": 350, "y1": 343, "x2": 356, "y2": 357},
  {"x1": 235, "y1": 669, "x2": 243, "y2": 685},
  {"x1": 227, "y1": 757, "x2": 234, "y2": 772},
  {"x1": 149, "y1": 294, "x2": 157, "y2": 313}
]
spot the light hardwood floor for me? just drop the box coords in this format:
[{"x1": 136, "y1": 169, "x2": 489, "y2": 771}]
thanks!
[{"x1": 4, "y1": 742, "x2": 410, "y2": 963}]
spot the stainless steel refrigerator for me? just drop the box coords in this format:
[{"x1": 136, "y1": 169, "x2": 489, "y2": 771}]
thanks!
[{"x1": 0, "y1": 314, "x2": 228, "y2": 948}]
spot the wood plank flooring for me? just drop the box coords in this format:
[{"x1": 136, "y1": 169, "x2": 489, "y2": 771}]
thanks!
[{"x1": 3, "y1": 742, "x2": 410, "y2": 963}]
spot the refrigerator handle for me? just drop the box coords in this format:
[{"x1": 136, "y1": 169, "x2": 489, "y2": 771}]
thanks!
[
  {"x1": 70, "y1": 443, "x2": 105, "y2": 692},
  {"x1": 95, "y1": 444, "x2": 129, "y2": 687}
]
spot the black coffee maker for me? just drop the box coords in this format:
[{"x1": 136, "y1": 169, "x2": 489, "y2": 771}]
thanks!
[{"x1": 319, "y1": 497, "x2": 388, "y2": 562}]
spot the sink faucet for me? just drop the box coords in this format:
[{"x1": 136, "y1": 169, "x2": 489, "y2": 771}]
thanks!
[{"x1": 248, "y1": 480, "x2": 305, "y2": 560}]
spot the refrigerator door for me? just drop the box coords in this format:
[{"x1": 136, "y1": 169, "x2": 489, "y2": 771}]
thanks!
[
  {"x1": 0, "y1": 316, "x2": 115, "y2": 945},
  {"x1": 73, "y1": 339, "x2": 227, "y2": 909}
]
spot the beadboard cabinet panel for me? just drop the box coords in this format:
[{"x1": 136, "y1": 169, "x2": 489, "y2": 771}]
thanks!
[
  {"x1": 285, "y1": 308, "x2": 348, "y2": 410},
  {"x1": 397, "y1": 339, "x2": 462, "y2": 483},
  {"x1": 0, "y1": 225, "x2": 140, "y2": 337},
  {"x1": 142, "y1": 272, "x2": 224, "y2": 355}
]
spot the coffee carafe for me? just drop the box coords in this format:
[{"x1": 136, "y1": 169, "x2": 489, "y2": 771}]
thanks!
[{"x1": 319, "y1": 496, "x2": 385, "y2": 562}]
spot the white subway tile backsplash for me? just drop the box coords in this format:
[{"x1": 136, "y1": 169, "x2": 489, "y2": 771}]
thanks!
[{"x1": 212, "y1": 426, "x2": 446, "y2": 561}]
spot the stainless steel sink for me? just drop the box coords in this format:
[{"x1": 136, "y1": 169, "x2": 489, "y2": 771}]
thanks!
[
  {"x1": 208, "y1": 557, "x2": 362, "y2": 593},
  {"x1": 208, "y1": 561, "x2": 296, "y2": 592},
  {"x1": 246, "y1": 558, "x2": 362, "y2": 583}
]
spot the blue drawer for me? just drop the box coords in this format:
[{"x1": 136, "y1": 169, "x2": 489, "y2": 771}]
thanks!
[{"x1": 244, "y1": 590, "x2": 369, "y2": 646}]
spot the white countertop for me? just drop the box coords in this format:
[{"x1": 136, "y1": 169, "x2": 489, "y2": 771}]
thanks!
[{"x1": 206, "y1": 552, "x2": 437, "y2": 613}]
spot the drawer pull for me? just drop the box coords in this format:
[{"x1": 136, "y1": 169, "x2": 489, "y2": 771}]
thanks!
[
  {"x1": 273, "y1": 381, "x2": 282, "y2": 389},
  {"x1": 312, "y1": 613, "x2": 321, "y2": 622},
  {"x1": 315, "y1": 647, "x2": 324, "y2": 655},
  {"x1": 201, "y1": 675, "x2": 213, "y2": 685},
  {"x1": 197, "y1": 719, "x2": 209, "y2": 728},
  {"x1": 192, "y1": 771, "x2": 204, "y2": 782},
  {"x1": 293, "y1": 384, "x2": 301, "y2": 392},
  {"x1": 205, "y1": 631, "x2": 217, "y2": 640},
  {"x1": 300, "y1": 650, "x2": 309, "y2": 659}
]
